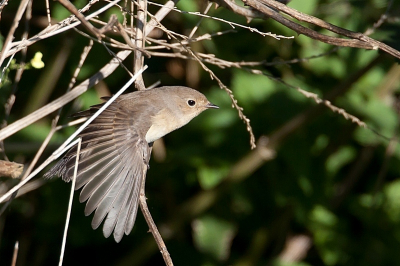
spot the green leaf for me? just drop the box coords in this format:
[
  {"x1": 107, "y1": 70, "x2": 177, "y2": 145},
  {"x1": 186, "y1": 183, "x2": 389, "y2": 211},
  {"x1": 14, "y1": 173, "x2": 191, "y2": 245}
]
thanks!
[
  {"x1": 288, "y1": 0, "x2": 317, "y2": 15},
  {"x1": 192, "y1": 215, "x2": 237, "y2": 261},
  {"x1": 197, "y1": 165, "x2": 229, "y2": 190},
  {"x1": 308, "y1": 205, "x2": 341, "y2": 266},
  {"x1": 384, "y1": 180, "x2": 400, "y2": 222},
  {"x1": 297, "y1": 175, "x2": 313, "y2": 196},
  {"x1": 325, "y1": 146, "x2": 356, "y2": 176},
  {"x1": 310, "y1": 205, "x2": 337, "y2": 227},
  {"x1": 78, "y1": 89, "x2": 102, "y2": 110},
  {"x1": 231, "y1": 69, "x2": 276, "y2": 108},
  {"x1": 201, "y1": 87, "x2": 239, "y2": 129}
]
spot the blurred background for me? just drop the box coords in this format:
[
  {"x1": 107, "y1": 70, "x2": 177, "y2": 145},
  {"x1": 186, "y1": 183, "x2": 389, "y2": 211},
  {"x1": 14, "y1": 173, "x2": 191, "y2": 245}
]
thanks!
[{"x1": 1, "y1": 0, "x2": 400, "y2": 265}]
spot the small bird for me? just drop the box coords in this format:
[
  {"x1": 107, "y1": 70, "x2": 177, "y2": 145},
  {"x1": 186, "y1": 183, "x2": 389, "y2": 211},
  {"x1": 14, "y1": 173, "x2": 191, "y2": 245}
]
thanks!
[{"x1": 45, "y1": 86, "x2": 218, "y2": 242}]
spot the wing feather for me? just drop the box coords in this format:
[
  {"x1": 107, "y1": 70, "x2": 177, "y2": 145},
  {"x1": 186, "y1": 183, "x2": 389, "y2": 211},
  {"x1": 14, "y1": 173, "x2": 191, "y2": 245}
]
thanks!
[{"x1": 44, "y1": 100, "x2": 151, "y2": 242}]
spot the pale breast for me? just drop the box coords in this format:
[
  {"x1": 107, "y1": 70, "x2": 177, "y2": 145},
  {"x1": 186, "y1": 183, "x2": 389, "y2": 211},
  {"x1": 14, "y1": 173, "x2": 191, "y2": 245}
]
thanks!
[{"x1": 145, "y1": 108, "x2": 182, "y2": 143}]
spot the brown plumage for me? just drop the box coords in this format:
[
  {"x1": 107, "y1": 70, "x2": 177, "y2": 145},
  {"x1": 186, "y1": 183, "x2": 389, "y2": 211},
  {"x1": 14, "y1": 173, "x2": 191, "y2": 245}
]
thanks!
[{"x1": 44, "y1": 86, "x2": 218, "y2": 242}]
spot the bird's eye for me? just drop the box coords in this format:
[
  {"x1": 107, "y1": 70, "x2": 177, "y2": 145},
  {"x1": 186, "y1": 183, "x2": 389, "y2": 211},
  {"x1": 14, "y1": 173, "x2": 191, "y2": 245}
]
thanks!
[{"x1": 187, "y1": 100, "x2": 196, "y2": 106}]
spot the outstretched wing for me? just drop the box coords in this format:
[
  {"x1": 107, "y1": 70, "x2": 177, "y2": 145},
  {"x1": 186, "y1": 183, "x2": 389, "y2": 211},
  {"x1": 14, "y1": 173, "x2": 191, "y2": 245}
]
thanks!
[{"x1": 45, "y1": 101, "x2": 151, "y2": 242}]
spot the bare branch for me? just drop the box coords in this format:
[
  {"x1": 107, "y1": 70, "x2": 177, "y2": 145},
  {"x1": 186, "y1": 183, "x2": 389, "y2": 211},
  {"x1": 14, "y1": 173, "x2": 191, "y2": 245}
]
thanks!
[
  {"x1": 211, "y1": 0, "x2": 400, "y2": 59},
  {"x1": 0, "y1": 0, "x2": 30, "y2": 67},
  {"x1": 57, "y1": 0, "x2": 102, "y2": 39},
  {"x1": 133, "y1": 0, "x2": 147, "y2": 90},
  {"x1": 148, "y1": 1, "x2": 294, "y2": 40}
]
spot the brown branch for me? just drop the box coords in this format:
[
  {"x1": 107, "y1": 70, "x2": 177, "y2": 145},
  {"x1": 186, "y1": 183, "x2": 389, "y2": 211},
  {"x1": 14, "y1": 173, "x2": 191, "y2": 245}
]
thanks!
[
  {"x1": 115, "y1": 22, "x2": 138, "y2": 50},
  {"x1": 256, "y1": 0, "x2": 400, "y2": 58},
  {"x1": 0, "y1": 41, "x2": 94, "y2": 217},
  {"x1": 139, "y1": 161, "x2": 173, "y2": 266},
  {"x1": 178, "y1": 54, "x2": 384, "y2": 231},
  {"x1": 142, "y1": 10, "x2": 256, "y2": 148},
  {"x1": 56, "y1": 0, "x2": 102, "y2": 39},
  {"x1": 1, "y1": 0, "x2": 32, "y2": 160},
  {"x1": 213, "y1": 0, "x2": 400, "y2": 59},
  {"x1": 2, "y1": 0, "x2": 99, "y2": 59},
  {"x1": 133, "y1": 0, "x2": 147, "y2": 90},
  {"x1": 0, "y1": 0, "x2": 30, "y2": 67},
  {"x1": 0, "y1": 1, "x2": 179, "y2": 142},
  {"x1": 212, "y1": 0, "x2": 265, "y2": 19},
  {"x1": 135, "y1": 2, "x2": 173, "y2": 264},
  {"x1": 117, "y1": 52, "x2": 381, "y2": 262},
  {"x1": 244, "y1": 0, "x2": 372, "y2": 48}
]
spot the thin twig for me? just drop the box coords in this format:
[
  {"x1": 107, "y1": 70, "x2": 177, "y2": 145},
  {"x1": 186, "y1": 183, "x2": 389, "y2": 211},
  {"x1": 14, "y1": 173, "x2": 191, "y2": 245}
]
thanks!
[
  {"x1": 57, "y1": 0, "x2": 102, "y2": 39},
  {"x1": 145, "y1": 47, "x2": 339, "y2": 69},
  {"x1": 148, "y1": 1, "x2": 293, "y2": 40},
  {"x1": 0, "y1": 138, "x2": 79, "y2": 204},
  {"x1": 59, "y1": 138, "x2": 81, "y2": 266},
  {"x1": 0, "y1": 0, "x2": 179, "y2": 142},
  {"x1": 45, "y1": 0, "x2": 51, "y2": 25},
  {"x1": 1, "y1": 0, "x2": 32, "y2": 159},
  {"x1": 1, "y1": 41, "x2": 92, "y2": 214},
  {"x1": 139, "y1": 163, "x2": 173, "y2": 266},
  {"x1": 144, "y1": 9, "x2": 257, "y2": 148},
  {"x1": 188, "y1": 2, "x2": 213, "y2": 39},
  {"x1": 134, "y1": 1, "x2": 172, "y2": 263},
  {"x1": 0, "y1": 50, "x2": 126, "y2": 141},
  {"x1": 2, "y1": 0, "x2": 120, "y2": 59},
  {"x1": 11, "y1": 241, "x2": 19, "y2": 266},
  {"x1": 0, "y1": 0, "x2": 30, "y2": 67},
  {"x1": 0, "y1": 69, "x2": 146, "y2": 203},
  {"x1": 243, "y1": 0, "x2": 400, "y2": 59},
  {"x1": 0, "y1": 1, "x2": 32, "y2": 215},
  {"x1": 364, "y1": 0, "x2": 393, "y2": 36}
]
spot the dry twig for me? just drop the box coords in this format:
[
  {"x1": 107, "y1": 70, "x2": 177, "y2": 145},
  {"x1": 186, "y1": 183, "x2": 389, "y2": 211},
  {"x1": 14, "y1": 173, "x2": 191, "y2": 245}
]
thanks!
[
  {"x1": 0, "y1": 160, "x2": 23, "y2": 178},
  {"x1": 143, "y1": 8, "x2": 257, "y2": 148}
]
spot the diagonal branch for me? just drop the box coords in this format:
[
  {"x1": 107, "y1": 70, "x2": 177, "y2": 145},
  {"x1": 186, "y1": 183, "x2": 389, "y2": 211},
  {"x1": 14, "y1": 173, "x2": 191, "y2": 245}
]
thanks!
[
  {"x1": 256, "y1": 0, "x2": 400, "y2": 58},
  {"x1": 213, "y1": 0, "x2": 400, "y2": 59},
  {"x1": 0, "y1": 0, "x2": 179, "y2": 141},
  {"x1": 57, "y1": 0, "x2": 102, "y2": 39},
  {"x1": 0, "y1": 0, "x2": 31, "y2": 67}
]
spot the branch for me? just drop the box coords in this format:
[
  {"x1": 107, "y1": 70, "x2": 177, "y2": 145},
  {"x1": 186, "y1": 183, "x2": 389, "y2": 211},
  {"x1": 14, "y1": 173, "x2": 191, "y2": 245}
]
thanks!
[
  {"x1": 139, "y1": 165, "x2": 173, "y2": 266},
  {"x1": 133, "y1": 0, "x2": 147, "y2": 90},
  {"x1": 0, "y1": 0, "x2": 30, "y2": 67},
  {"x1": 256, "y1": 0, "x2": 400, "y2": 58},
  {"x1": 0, "y1": 1, "x2": 179, "y2": 141},
  {"x1": 142, "y1": 9, "x2": 256, "y2": 148},
  {"x1": 57, "y1": 0, "x2": 102, "y2": 39},
  {"x1": 213, "y1": 0, "x2": 400, "y2": 59}
]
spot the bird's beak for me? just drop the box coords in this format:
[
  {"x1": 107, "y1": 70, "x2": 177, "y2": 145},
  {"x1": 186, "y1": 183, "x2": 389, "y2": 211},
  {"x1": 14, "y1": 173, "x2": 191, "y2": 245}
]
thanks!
[{"x1": 206, "y1": 102, "x2": 219, "y2": 109}]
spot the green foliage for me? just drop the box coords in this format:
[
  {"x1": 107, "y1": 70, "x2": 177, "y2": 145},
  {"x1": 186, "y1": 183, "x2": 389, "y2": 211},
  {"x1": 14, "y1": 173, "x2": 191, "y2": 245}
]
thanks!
[
  {"x1": 197, "y1": 164, "x2": 229, "y2": 190},
  {"x1": 0, "y1": 53, "x2": 44, "y2": 89},
  {"x1": 326, "y1": 146, "x2": 356, "y2": 176},
  {"x1": 289, "y1": 0, "x2": 318, "y2": 15},
  {"x1": 192, "y1": 215, "x2": 237, "y2": 261},
  {"x1": 231, "y1": 69, "x2": 276, "y2": 108},
  {"x1": 384, "y1": 180, "x2": 400, "y2": 222}
]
